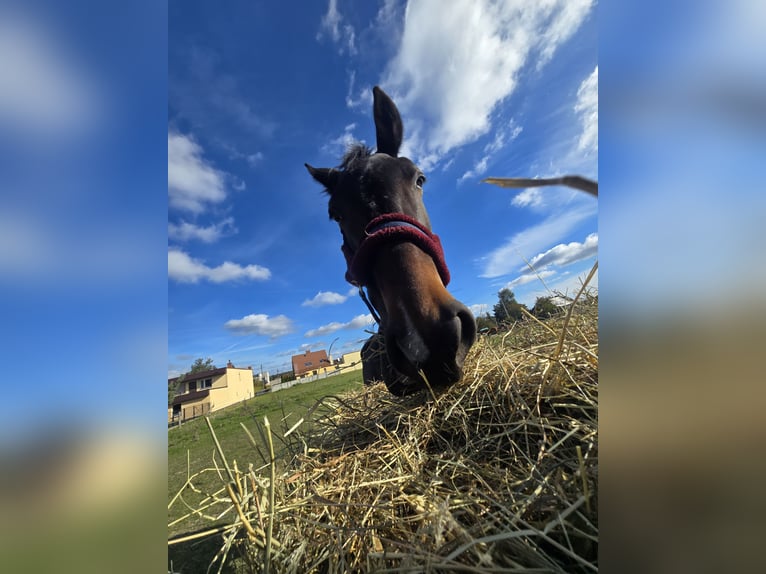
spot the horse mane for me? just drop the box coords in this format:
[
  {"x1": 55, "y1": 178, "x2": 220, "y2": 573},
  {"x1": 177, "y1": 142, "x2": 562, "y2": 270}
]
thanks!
[{"x1": 340, "y1": 143, "x2": 374, "y2": 171}]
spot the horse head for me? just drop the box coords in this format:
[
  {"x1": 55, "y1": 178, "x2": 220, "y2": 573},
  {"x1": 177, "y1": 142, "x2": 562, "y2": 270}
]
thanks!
[{"x1": 306, "y1": 86, "x2": 476, "y2": 395}]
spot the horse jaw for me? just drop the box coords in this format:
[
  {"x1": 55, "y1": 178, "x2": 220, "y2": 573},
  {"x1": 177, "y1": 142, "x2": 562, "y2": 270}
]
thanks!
[{"x1": 372, "y1": 243, "x2": 476, "y2": 390}]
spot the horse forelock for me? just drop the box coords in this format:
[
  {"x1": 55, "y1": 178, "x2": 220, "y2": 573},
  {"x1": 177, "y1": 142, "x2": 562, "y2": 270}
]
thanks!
[{"x1": 340, "y1": 143, "x2": 374, "y2": 172}]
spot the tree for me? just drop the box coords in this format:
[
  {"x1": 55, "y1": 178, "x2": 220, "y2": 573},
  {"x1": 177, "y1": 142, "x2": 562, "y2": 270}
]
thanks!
[
  {"x1": 168, "y1": 372, "x2": 185, "y2": 406},
  {"x1": 189, "y1": 357, "x2": 216, "y2": 373},
  {"x1": 169, "y1": 358, "x2": 216, "y2": 405},
  {"x1": 493, "y1": 288, "x2": 526, "y2": 324},
  {"x1": 168, "y1": 380, "x2": 178, "y2": 406},
  {"x1": 476, "y1": 313, "x2": 498, "y2": 332},
  {"x1": 531, "y1": 296, "x2": 558, "y2": 319}
]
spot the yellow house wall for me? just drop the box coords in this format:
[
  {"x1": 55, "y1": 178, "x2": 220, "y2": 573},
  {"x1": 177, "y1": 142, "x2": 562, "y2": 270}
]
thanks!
[
  {"x1": 340, "y1": 351, "x2": 363, "y2": 372},
  {"x1": 294, "y1": 351, "x2": 363, "y2": 382},
  {"x1": 208, "y1": 368, "x2": 255, "y2": 412}
]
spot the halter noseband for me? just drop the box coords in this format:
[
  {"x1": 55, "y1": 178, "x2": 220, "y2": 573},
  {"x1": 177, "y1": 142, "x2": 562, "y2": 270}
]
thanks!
[{"x1": 341, "y1": 213, "x2": 451, "y2": 323}]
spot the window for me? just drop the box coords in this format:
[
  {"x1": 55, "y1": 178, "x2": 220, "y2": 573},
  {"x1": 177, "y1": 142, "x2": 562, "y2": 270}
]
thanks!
[
  {"x1": 201, "y1": 378, "x2": 213, "y2": 389},
  {"x1": 304, "y1": 361, "x2": 312, "y2": 367},
  {"x1": 188, "y1": 381, "x2": 197, "y2": 392}
]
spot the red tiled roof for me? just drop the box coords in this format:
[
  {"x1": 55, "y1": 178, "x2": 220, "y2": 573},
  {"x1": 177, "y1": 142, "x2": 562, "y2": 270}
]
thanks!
[{"x1": 291, "y1": 350, "x2": 331, "y2": 376}]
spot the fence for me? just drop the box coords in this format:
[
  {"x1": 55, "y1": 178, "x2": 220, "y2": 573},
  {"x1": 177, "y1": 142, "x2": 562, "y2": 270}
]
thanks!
[
  {"x1": 270, "y1": 369, "x2": 337, "y2": 392},
  {"x1": 168, "y1": 402, "x2": 210, "y2": 427}
]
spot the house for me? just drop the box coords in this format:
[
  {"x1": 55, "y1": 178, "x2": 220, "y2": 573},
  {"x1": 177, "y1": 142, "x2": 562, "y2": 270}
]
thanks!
[
  {"x1": 168, "y1": 361, "x2": 254, "y2": 423},
  {"x1": 291, "y1": 349, "x2": 332, "y2": 378},
  {"x1": 336, "y1": 350, "x2": 362, "y2": 372}
]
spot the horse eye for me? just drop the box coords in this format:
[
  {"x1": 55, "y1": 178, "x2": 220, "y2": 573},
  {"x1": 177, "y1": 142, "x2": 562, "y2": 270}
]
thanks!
[{"x1": 416, "y1": 175, "x2": 426, "y2": 188}]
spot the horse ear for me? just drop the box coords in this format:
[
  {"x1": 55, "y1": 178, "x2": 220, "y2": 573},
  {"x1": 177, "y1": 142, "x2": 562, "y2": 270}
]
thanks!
[
  {"x1": 373, "y1": 86, "x2": 403, "y2": 157},
  {"x1": 305, "y1": 164, "x2": 339, "y2": 191}
]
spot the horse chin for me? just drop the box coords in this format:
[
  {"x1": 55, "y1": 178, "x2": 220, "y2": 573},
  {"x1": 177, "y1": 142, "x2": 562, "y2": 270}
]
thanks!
[{"x1": 383, "y1": 317, "x2": 470, "y2": 391}]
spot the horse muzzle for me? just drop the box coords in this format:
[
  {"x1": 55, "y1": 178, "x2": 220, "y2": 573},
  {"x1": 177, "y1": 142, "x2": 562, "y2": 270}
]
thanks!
[
  {"x1": 346, "y1": 213, "x2": 476, "y2": 395},
  {"x1": 386, "y1": 298, "x2": 475, "y2": 387}
]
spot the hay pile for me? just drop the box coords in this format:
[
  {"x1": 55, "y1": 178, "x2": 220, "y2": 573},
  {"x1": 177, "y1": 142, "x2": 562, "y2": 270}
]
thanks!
[{"x1": 170, "y1": 293, "x2": 598, "y2": 573}]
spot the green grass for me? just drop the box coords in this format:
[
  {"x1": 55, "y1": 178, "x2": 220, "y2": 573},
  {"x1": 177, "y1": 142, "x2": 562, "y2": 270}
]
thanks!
[{"x1": 168, "y1": 369, "x2": 364, "y2": 538}]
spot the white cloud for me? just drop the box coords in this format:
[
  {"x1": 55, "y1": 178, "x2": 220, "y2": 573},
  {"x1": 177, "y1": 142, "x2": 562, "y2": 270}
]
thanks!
[
  {"x1": 479, "y1": 202, "x2": 596, "y2": 278},
  {"x1": 0, "y1": 13, "x2": 101, "y2": 139},
  {"x1": 459, "y1": 120, "x2": 523, "y2": 183},
  {"x1": 345, "y1": 71, "x2": 373, "y2": 110},
  {"x1": 318, "y1": 0, "x2": 357, "y2": 54},
  {"x1": 302, "y1": 290, "x2": 351, "y2": 307},
  {"x1": 504, "y1": 269, "x2": 557, "y2": 289},
  {"x1": 376, "y1": 0, "x2": 402, "y2": 31},
  {"x1": 458, "y1": 156, "x2": 490, "y2": 183},
  {"x1": 168, "y1": 248, "x2": 270, "y2": 283},
  {"x1": 322, "y1": 122, "x2": 360, "y2": 155},
  {"x1": 499, "y1": 234, "x2": 598, "y2": 292},
  {"x1": 319, "y1": 0, "x2": 341, "y2": 37},
  {"x1": 528, "y1": 233, "x2": 598, "y2": 268},
  {"x1": 168, "y1": 132, "x2": 228, "y2": 213},
  {"x1": 305, "y1": 314, "x2": 373, "y2": 338},
  {"x1": 536, "y1": 1, "x2": 595, "y2": 67},
  {"x1": 511, "y1": 188, "x2": 546, "y2": 210},
  {"x1": 575, "y1": 66, "x2": 598, "y2": 154},
  {"x1": 170, "y1": 46, "x2": 276, "y2": 138},
  {"x1": 384, "y1": 0, "x2": 593, "y2": 167},
  {"x1": 490, "y1": 122, "x2": 522, "y2": 154},
  {"x1": 224, "y1": 314, "x2": 295, "y2": 338},
  {"x1": 168, "y1": 218, "x2": 236, "y2": 243},
  {"x1": 469, "y1": 303, "x2": 489, "y2": 317},
  {"x1": 213, "y1": 139, "x2": 264, "y2": 168},
  {"x1": 537, "y1": 65, "x2": 598, "y2": 177},
  {"x1": 246, "y1": 152, "x2": 264, "y2": 167},
  {"x1": 521, "y1": 265, "x2": 598, "y2": 308}
]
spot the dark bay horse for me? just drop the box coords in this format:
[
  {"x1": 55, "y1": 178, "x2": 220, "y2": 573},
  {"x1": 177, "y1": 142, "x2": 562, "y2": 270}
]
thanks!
[{"x1": 306, "y1": 86, "x2": 476, "y2": 396}]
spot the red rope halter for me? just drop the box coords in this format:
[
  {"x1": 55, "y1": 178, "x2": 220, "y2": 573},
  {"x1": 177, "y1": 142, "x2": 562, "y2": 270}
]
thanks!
[{"x1": 341, "y1": 213, "x2": 451, "y2": 288}]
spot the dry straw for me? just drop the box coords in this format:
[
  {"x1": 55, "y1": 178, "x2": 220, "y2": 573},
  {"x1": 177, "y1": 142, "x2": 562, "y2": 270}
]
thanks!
[{"x1": 169, "y1": 284, "x2": 598, "y2": 573}]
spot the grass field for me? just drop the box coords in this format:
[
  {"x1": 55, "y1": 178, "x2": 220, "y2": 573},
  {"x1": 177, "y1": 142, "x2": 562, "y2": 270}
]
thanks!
[
  {"x1": 168, "y1": 369, "x2": 364, "y2": 539},
  {"x1": 168, "y1": 295, "x2": 598, "y2": 572}
]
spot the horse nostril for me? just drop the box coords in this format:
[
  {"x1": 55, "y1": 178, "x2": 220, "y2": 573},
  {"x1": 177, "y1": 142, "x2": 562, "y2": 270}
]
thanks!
[
  {"x1": 445, "y1": 300, "x2": 476, "y2": 352},
  {"x1": 381, "y1": 298, "x2": 478, "y2": 388},
  {"x1": 457, "y1": 306, "x2": 477, "y2": 349}
]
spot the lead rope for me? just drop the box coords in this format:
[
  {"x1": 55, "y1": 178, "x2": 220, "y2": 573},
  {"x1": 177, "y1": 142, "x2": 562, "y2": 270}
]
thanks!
[{"x1": 357, "y1": 286, "x2": 382, "y2": 326}]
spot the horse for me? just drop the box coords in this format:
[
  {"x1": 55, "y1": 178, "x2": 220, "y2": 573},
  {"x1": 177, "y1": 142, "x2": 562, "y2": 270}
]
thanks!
[{"x1": 306, "y1": 86, "x2": 476, "y2": 396}]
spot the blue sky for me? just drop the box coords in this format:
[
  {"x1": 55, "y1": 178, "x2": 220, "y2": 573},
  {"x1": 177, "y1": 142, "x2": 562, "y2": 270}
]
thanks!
[
  {"x1": 0, "y1": 0, "x2": 167, "y2": 439},
  {"x1": 168, "y1": 0, "x2": 598, "y2": 378},
  {"x1": 2, "y1": 5, "x2": 764, "y2": 566}
]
